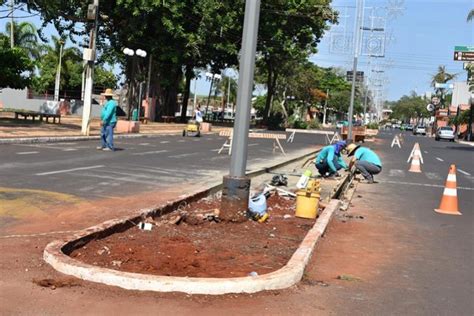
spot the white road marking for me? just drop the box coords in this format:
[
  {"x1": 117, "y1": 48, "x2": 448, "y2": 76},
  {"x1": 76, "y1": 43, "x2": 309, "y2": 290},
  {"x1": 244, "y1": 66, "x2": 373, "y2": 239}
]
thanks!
[
  {"x1": 389, "y1": 169, "x2": 405, "y2": 177},
  {"x1": 132, "y1": 150, "x2": 168, "y2": 156},
  {"x1": 210, "y1": 149, "x2": 221, "y2": 152},
  {"x1": 36, "y1": 165, "x2": 104, "y2": 176},
  {"x1": 424, "y1": 151, "x2": 428, "y2": 154},
  {"x1": 248, "y1": 143, "x2": 259, "y2": 146},
  {"x1": 160, "y1": 141, "x2": 170, "y2": 144},
  {"x1": 458, "y1": 169, "x2": 471, "y2": 176},
  {"x1": 377, "y1": 180, "x2": 474, "y2": 191},
  {"x1": 178, "y1": 140, "x2": 185, "y2": 143},
  {"x1": 168, "y1": 153, "x2": 198, "y2": 158},
  {"x1": 425, "y1": 172, "x2": 441, "y2": 180},
  {"x1": 139, "y1": 143, "x2": 150, "y2": 146},
  {"x1": 62, "y1": 148, "x2": 78, "y2": 151},
  {"x1": 16, "y1": 151, "x2": 39, "y2": 155},
  {"x1": 435, "y1": 157, "x2": 444, "y2": 162}
]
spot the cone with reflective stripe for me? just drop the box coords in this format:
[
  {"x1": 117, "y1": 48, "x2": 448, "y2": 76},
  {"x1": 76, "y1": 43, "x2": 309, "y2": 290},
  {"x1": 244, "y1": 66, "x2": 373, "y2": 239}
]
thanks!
[
  {"x1": 435, "y1": 165, "x2": 461, "y2": 215},
  {"x1": 408, "y1": 150, "x2": 422, "y2": 173}
]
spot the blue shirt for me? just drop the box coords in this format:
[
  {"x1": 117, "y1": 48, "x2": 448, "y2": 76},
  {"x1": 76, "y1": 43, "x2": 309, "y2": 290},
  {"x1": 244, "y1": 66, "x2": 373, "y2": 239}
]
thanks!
[
  {"x1": 101, "y1": 99, "x2": 117, "y2": 125},
  {"x1": 315, "y1": 145, "x2": 348, "y2": 173},
  {"x1": 355, "y1": 147, "x2": 382, "y2": 167}
]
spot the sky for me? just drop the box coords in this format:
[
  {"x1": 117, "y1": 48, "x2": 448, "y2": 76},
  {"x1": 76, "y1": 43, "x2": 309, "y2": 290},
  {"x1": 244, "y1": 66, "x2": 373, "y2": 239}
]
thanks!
[
  {"x1": 311, "y1": 0, "x2": 473, "y2": 101},
  {"x1": 1, "y1": 0, "x2": 473, "y2": 101}
]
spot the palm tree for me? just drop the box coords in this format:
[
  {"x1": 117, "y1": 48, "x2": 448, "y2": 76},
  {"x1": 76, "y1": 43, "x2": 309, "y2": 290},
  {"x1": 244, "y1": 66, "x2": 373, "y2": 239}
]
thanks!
[
  {"x1": 431, "y1": 65, "x2": 457, "y2": 95},
  {"x1": 4, "y1": 21, "x2": 40, "y2": 59},
  {"x1": 467, "y1": 9, "x2": 474, "y2": 22}
]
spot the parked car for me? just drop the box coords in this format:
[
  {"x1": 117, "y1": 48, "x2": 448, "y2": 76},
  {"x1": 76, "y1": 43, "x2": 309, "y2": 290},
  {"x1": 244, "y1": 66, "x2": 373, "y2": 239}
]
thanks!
[
  {"x1": 393, "y1": 123, "x2": 401, "y2": 129},
  {"x1": 413, "y1": 125, "x2": 426, "y2": 135},
  {"x1": 406, "y1": 124, "x2": 414, "y2": 131},
  {"x1": 435, "y1": 126, "x2": 455, "y2": 142}
]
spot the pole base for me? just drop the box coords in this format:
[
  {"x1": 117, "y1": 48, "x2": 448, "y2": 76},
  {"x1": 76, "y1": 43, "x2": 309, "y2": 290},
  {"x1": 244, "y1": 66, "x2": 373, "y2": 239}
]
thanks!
[{"x1": 220, "y1": 175, "x2": 251, "y2": 222}]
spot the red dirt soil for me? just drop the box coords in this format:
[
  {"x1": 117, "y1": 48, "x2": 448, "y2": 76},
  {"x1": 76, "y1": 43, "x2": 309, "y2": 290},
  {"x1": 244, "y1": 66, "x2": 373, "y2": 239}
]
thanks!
[{"x1": 70, "y1": 194, "x2": 321, "y2": 278}]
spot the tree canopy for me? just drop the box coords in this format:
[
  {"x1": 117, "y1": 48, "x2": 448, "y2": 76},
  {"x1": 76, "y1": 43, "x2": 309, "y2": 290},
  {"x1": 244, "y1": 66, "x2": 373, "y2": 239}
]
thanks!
[{"x1": 0, "y1": 35, "x2": 34, "y2": 89}]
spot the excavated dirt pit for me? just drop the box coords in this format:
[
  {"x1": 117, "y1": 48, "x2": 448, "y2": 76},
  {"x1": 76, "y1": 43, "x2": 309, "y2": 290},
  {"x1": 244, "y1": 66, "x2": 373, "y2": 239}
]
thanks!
[{"x1": 70, "y1": 194, "x2": 322, "y2": 278}]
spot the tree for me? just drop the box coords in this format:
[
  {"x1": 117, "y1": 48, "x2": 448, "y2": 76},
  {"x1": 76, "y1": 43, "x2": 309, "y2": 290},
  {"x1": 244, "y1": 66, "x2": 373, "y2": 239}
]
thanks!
[
  {"x1": 389, "y1": 93, "x2": 429, "y2": 123},
  {"x1": 4, "y1": 21, "x2": 40, "y2": 59},
  {"x1": 431, "y1": 65, "x2": 457, "y2": 94},
  {"x1": 32, "y1": 36, "x2": 116, "y2": 97},
  {"x1": 0, "y1": 35, "x2": 34, "y2": 89},
  {"x1": 257, "y1": 0, "x2": 337, "y2": 124},
  {"x1": 467, "y1": 9, "x2": 474, "y2": 22}
]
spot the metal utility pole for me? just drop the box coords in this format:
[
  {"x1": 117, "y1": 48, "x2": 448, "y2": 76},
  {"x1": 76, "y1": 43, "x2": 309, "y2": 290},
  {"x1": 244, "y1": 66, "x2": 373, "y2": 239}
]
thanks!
[
  {"x1": 81, "y1": 0, "x2": 99, "y2": 136},
  {"x1": 10, "y1": 0, "x2": 14, "y2": 48},
  {"x1": 54, "y1": 42, "x2": 64, "y2": 102},
  {"x1": 146, "y1": 55, "x2": 153, "y2": 101},
  {"x1": 348, "y1": 0, "x2": 364, "y2": 141},
  {"x1": 220, "y1": 0, "x2": 261, "y2": 222},
  {"x1": 323, "y1": 89, "x2": 329, "y2": 125}
]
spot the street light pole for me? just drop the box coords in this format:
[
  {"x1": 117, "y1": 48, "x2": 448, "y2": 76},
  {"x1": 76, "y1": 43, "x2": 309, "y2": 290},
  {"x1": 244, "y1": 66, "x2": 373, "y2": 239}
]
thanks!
[
  {"x1": 81, "y1": 0, "x2": 99, "y2": 136},
  {"x1": 54, "y1": 41, "x2": 64, "y2": 102},
  {"x1": 9, "y1": 0, "x2": 14, "y2": 48},
  {"x1": 220, "y1": 0, "x2": 261, "y2": 222},
  {"x1": 347, "y1": 0, "x2": 364, "y2": 141}
]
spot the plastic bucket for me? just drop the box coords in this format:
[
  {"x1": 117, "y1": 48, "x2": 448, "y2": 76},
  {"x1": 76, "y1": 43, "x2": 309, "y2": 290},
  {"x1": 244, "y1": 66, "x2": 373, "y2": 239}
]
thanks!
[{"x1": 295, "y1": 190, "x2": 320, "y2": 219}]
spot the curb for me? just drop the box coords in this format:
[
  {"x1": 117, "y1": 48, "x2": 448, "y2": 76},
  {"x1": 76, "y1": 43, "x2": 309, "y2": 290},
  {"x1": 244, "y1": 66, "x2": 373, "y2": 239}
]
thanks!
[
  {"x1": 42, "y1": 148, "x2": 341, "y2": 295},
  {"x1": 44, "y1": 199, "x2": 341, "y2": 295}
]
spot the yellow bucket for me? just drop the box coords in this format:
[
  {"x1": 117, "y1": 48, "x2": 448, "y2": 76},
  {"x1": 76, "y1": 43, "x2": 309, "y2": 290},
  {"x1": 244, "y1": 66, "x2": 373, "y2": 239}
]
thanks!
[{"x1": 295, "y1": 181, "x2": 321, "y2": 219}]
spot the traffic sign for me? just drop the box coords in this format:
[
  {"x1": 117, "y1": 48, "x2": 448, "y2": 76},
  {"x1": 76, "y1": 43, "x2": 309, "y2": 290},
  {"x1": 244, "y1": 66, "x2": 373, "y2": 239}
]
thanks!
[
  {"x1": 454, "y1": 51, "x2": 474, "y2": 61},
  {"x1": 454, "y1": 46, "x2": 474, "y2": 52},
  {"x1": 434, "y1": 83, "x2": 454, "y2": 89},
  {"x1": 427, "y1": 104, "x2": 435, "y2": 112}
]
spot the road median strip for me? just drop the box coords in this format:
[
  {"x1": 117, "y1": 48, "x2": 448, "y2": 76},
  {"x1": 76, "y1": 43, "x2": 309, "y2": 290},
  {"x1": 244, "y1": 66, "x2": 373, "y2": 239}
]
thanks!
[{"x1": 42, "y1": 148, "x2": 351, "y2": 294}]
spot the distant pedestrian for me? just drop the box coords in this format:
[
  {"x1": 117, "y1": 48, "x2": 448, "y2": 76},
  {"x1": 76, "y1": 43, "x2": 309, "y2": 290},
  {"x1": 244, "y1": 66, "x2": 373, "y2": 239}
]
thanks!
[
  {"x1": 194, "y1": 105, "x2": 203, "y2": 124},
  {"x1": 346, "y1": 143, "x2": 382, "y2": 183},
  {"x1": 97, "y1": 88, "x2": 117, "y2": 151},
  {"x1": 314, "y1": 141, "x2": 348, "y2": 178}
]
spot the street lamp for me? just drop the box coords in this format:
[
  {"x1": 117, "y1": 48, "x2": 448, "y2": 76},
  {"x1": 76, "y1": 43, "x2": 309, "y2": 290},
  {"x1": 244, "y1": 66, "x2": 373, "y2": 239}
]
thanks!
[
  {"x1": 205, "y1": 72, "x2": 222, "y2": 119},
  {"x1": 123, "y1": 48, "x2": 147, "y2": 120}
]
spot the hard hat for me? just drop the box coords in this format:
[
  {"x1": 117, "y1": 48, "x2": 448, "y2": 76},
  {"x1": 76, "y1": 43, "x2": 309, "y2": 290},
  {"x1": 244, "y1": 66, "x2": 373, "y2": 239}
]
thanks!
[{"x1": 346, "y1": 143, "x2": 360, "y2": 156}]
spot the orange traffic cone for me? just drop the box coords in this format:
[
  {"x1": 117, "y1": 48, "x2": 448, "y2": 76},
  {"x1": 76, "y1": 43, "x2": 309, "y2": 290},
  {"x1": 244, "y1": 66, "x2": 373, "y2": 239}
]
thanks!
[
  {"x1": 435, "y1": 165, "x2": 462, "y2": 215},
  {"x1": 408, "y1": 150, "x2": 422, "y2": 173}
]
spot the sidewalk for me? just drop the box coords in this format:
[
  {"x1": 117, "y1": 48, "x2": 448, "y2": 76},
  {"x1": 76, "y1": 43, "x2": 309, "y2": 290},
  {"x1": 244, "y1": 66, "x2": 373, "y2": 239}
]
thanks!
[{"x1": 458, "y1": 140, "x2": 474, "y2": 146}]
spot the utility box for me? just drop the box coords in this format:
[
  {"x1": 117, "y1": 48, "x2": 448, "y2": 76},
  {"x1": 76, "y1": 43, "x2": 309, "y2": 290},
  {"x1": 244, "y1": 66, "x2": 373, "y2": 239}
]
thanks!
[
  {"x1": 87, "y1": 4, "x2": 97, "y2": 20},
  {"x1": 83, "y1": 48, "x2": 95, "y2": 62}
]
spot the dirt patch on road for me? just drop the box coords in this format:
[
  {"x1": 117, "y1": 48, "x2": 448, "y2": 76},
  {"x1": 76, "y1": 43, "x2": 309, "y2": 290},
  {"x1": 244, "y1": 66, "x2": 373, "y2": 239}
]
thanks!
[{"x1": 70, "y1": 194, "x2": 320, "y2": 278}]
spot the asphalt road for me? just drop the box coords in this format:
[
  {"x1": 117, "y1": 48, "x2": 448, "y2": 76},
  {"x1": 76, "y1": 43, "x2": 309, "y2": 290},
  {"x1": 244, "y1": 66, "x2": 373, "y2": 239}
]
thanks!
[
  {"x1": 325, "y1": 130, "x2": 474, "y2": 315},
  {"x1": 0, "y1": 132, "x2": 326, "y2": 199}
]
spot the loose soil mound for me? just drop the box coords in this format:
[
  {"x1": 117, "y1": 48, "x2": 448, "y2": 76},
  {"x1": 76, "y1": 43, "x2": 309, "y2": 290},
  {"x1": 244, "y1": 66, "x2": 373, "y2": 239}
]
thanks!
[{"x1": 71, "y1": 194, "x2": 320, "y2": 278}]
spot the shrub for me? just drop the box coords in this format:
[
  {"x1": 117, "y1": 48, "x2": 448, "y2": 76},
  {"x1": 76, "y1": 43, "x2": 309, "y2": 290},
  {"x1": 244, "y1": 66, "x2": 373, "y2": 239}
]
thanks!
[
  {"x1": 307, "y1": 118, "x2": 321, "y2": 130},
  {"x1": 267, "y1": 113, "x2": 285, "y2": 130},
  {"x1": 366, "y1": 122, "x2": 379, "y2": 130}
]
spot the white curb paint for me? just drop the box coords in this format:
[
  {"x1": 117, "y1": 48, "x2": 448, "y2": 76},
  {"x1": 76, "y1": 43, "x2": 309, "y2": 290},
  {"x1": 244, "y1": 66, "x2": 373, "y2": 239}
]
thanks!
[{"x1": 44, "y1": 199, "x2": 341, "y2": 295}]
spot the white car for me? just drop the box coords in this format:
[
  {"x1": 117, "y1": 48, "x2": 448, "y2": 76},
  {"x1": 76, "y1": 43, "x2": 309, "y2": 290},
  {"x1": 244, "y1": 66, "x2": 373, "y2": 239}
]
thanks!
[
  {"x1": 435, "y1": 126, "x2": 455, "y2": 142},
  {"x1": 413, "y1": 125, "x2": 426, "y2": 135}
]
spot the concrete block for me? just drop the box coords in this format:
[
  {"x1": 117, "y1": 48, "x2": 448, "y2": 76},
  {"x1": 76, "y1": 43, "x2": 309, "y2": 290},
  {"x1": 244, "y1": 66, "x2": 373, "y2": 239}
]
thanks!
[{"x1": 116, "y1": 120, "x2": 140, "y2": 133}]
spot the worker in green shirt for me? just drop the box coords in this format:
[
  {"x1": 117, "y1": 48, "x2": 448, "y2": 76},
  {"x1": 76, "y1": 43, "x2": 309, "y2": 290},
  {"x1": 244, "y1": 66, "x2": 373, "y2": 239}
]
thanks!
[
  {"x1": 346, "y1": 143, "x2": 382, "y2": 183},
  {"x1": 97, "y1": 88, "x2": 117, "y2": 151}
]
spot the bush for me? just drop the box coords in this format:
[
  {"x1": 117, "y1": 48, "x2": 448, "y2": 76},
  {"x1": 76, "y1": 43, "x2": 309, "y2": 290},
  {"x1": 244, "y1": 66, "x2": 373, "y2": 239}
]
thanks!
[
  {"x1": 267, "y1": 113, "x2": 285, "y2": 130},
  {"x1": 287, "y1": 114, "x2": 306, "y2": 129},
  {"x1": 307, "y1": 118, "x2": 321, "y2": 130},
  {"x1": 366, "y1": 122, "x2": 379, "y2": 130}
]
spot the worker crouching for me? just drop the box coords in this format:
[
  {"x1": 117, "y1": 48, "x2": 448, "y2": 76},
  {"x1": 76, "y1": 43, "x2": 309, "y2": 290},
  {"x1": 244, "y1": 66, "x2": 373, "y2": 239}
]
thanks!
[
  {"x1": 347, "y1": 143, "x2": 382, "y2": 183},
  {"x1": 314, "y1": 141, "x2": 348, "y2": 178}
]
